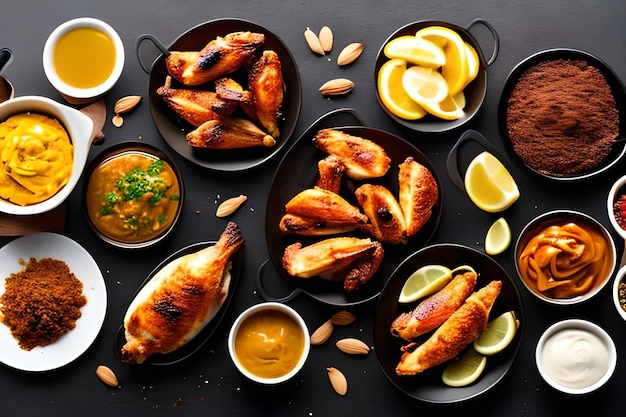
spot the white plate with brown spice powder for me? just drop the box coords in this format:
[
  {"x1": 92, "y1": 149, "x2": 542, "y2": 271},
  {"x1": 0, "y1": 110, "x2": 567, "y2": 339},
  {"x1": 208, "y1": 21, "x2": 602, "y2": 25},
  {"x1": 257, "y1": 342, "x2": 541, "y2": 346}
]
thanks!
[{"x1": 0, "y1": 232, "x2": 106, "y2": 372}]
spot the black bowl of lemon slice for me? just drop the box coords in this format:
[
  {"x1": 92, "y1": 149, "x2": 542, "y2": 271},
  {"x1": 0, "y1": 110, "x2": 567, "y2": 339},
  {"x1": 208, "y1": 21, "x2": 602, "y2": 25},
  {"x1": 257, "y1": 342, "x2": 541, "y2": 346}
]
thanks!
[{"x1": 374, "y1": 19, "x2": 499, "y2": 133}]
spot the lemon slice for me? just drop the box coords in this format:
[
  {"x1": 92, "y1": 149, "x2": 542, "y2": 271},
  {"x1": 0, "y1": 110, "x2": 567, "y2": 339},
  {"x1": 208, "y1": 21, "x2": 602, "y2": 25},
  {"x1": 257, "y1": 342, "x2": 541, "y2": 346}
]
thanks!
[
  {"x1": 384, "y1": 35, "x2": 446, "y2": 68},
  {"x1": 473, "y1": 311, "x2": 519, "y2": 355},
  {"x1": 420, "y1": 92, "x2": 465, "y2": 120},
  {"x1": 401, "y1": 65, "x2": 449, "y2": 105},
  {"x1": 485, "y1": 217, "x2": 511, "y2": 255},
  {"x1": 415, "y1": 26, "x2": 468, "y2": 96},
  {"x1": 398, "y1": 264, "x2": 452, "y2": 303},
  {"x1": 377, "y1": 59, "x2": 427, "y2": 120},
  {"x1": 464, "y1": 151, "x2": 520, "y2": 213},
  {"x1": 442, "y1": 347, "x2": 487, "y2": 387},
  {"x1": 464, "y1": 42, "x2": 479, "y2": 83}
]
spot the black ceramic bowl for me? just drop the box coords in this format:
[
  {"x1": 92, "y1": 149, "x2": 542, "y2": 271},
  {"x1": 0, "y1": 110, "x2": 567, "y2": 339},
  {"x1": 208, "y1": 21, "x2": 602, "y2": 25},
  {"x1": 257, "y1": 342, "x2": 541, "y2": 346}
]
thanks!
[
  {"x1": 374, "y1": 19, "x2": 499, "y2": 133},
  {"x1": 136, "y1": 18, "x2": 302, "y2": 172},
  {"x1": 83, "y1": 142, "x2": 184, "y2": 249},
  {"x1": 497, "y1": 48, "x2": 626, "y2": 181}
]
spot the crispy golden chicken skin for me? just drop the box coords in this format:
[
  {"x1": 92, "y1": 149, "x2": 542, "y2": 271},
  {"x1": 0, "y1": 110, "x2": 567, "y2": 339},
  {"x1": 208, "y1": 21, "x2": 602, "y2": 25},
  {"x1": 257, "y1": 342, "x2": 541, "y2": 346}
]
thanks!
[
  {"x1": 316, "y1": 155, "x2": 345, "y2": 194},
  {"x1": 167, "y1": 31, "x2": 265, "y2": 86},
  {"x1": 279, "y1": 214, "x2": 361, "y2": 236},
  {"x1": 186, "y1": 117, "x2": 276, "y2": 149},
  {"x1": 396, "y1": 280, "x2": 502, "y2": 376},
  {"x1": 390, "y1": 271, "x2": 477, "y2": 341},
  {"x1": 283, "y1": 187, "x2": 368, "y2": 226},
  {"x1": 355, "y1": 183, "x2": 408, "y2": 245},
  {"x1": 121, "y1": 222, "x2": 244, "y2": 364},
  {"x1": 282, "y1": 236, "x2": 383, "y2": 291},
  {"x1": 313, "y1": 129, "x2": 391, "y2": 180},
  {"x1": 398, "y1": 157, "x2": 439, "y2": 236},
  {"x1": 156, "y1": 76, "x2": 237, "y2": 127},
  {"x1": 248, "y1": 50, "x2": 283, "y2": 138}
]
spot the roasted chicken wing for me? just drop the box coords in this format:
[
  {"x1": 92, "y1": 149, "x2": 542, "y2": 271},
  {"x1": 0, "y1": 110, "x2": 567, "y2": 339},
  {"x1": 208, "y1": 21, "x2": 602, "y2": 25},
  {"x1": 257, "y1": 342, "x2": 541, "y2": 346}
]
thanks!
[
  {"x1": 156, "y1": 76, "x2": 237, "y2": 127},
  {"x1": 121, "y1": 222, "x2": 244, "y2": 364},
  {"x1": 390, "y1": 271, "x2": 477, "y2": 341},
  {"x1": 186, "y1": 116, "x2": 276, "y2": 149},
  {"x1": 355, "y1": 183, "x2": 407, "y2": 245},
  {"x1": 316, "y1": 155, "x2": 345, "y2": 194},
  {"x1": 167, "y1": 31, "x2": 265, "y2": 86},
  {"x1": 279, "y1": 213, "x2": 361, "y2": 236},
  {"x1": 283, "y1": 187, "x2": 368, "y2": 227},
  {"x1": 313, "y1": 129, "x2": 391, "y2": 180},
  {"x1": 398, "y1": 157, "x2": 439, "y2": 236},
  {"x1": 248, "y1": 50, "x2": 284, "y2": 138},
  {"x1": 395, "y1": 280, "x2": 502, "y2": 376},
  {"x1": 342, "y1": 241, "x2": 384, "y2": 292}
]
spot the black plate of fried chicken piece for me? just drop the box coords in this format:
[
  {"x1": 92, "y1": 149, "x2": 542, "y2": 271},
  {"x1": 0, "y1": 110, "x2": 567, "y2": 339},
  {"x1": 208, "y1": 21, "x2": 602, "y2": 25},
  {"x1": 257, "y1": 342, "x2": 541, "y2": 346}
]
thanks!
[
  {"x1": 259, "y1": 108, "x2": 443, "y2": 307},
  {"x1": 114, "y1": 240, "x2": 244, "y2": 366},
  {"x1": 374, "y1": 243, "x2": 524, "y2": 404},
  {"x1": 139, "y1": 18, "x2": 301, "y2": 172}
]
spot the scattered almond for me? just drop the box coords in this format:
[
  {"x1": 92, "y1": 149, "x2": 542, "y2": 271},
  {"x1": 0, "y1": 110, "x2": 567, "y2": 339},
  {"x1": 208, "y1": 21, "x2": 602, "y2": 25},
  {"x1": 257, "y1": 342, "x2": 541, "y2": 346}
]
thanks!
[
  {"x1": 337, "y1": 42, "x2": 364, "y2": 66},
  {"x1": 96, "y1": 365, "x2": 119, "y2": 388},
  {"x1": 319, "y1": 78, "x2": 354, "y2": 96},
  {"x1": 111, "y1": 114, "x2": 124, "y2": 127},
  {"x1": 310, "y1": 319, "x2": 333, "y2": 345},
  {"x1": 330, "y1": 310, "x2": 356, "y2": 325},
  {"x1": 327, "y1": 367, "x2": 348, "y2": 395},
  {"x1": 319, "y1": 26, "x2": 333, "y2": 52},
  {"x1": 304, "y1": 27, "x2": 325, "y2": 55},
  {"x1": 336, "y1": 338, "x2": 370, "y2": 355},
  {"x1": 114, "y1": 95, "x2": 142, "y2": 115},
  {"x1": 216, "y1": 195, "x2": 247, "y2": 217}
]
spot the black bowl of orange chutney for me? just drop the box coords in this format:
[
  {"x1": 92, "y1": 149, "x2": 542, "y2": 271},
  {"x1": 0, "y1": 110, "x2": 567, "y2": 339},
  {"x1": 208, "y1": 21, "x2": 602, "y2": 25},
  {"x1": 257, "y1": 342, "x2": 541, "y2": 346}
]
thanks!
[{"x1": 83, "y1": 142, "x2": 183, "y2": 249}]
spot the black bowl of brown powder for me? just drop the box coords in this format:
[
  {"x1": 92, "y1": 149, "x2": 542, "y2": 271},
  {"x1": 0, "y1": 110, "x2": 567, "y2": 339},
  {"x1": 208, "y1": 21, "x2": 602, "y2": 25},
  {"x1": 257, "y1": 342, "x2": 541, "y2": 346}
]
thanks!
[{"x1": 498, "y1": 48, "x2": 626, "y2": 181}]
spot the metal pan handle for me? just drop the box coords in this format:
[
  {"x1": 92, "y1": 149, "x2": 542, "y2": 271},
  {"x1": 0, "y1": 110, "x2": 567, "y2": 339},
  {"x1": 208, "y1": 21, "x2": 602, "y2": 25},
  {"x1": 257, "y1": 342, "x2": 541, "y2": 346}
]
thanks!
[
  {"x1": 467, "y1": 18, "x2": 500, "y2": 66},
  {"x1": 257, "y1": 259, "x2": 303, "y2": 303},
  {"x1": 135, "y1": 34, "x2": 170, "y2": 75}
]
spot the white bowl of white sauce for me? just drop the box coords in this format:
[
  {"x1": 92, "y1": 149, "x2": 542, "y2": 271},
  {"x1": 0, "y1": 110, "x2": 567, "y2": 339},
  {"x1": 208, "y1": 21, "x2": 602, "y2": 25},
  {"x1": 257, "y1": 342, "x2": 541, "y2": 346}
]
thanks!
[{"x1": 535, "y1": 319, "x2": 616, "y2": 395}]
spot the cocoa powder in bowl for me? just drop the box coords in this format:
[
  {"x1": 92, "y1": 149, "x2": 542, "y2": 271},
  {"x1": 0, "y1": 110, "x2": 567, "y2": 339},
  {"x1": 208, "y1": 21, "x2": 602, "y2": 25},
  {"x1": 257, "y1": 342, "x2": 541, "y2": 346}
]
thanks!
[{"x1": 505, "y1": 57, "x2": 619, "y2": 178}]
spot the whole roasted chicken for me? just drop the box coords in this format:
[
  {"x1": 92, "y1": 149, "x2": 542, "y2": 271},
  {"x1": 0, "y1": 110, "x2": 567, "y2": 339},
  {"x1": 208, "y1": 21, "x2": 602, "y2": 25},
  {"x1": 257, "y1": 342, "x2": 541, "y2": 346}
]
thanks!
[{"x1": 120, "y1": 222, "x2": 244, "y2": 364}]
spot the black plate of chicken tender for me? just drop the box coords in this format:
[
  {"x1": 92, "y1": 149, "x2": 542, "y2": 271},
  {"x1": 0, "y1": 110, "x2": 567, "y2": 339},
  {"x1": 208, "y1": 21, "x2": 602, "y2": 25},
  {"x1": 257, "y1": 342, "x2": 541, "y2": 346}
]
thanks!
[
  {"x1": 374, "y1": 243, "x2": 524, "y2": 403},
  {"x1": 261, "y1": 109, "x2": 442, "y2": 307},
  {"x1": 139, "y1": 18, "x2": 301, "y2": 172}
]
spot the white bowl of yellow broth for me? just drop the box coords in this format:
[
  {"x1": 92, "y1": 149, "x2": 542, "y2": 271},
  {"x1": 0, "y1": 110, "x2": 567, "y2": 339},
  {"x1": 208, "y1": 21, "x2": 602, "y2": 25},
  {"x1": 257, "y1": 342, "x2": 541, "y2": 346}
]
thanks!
[
  {"x1": 228, "y1": 302, "x2": 310, "y2": 385},
  {"x1": 83, "y1": 142, "x2": 184, "y2": 249},
  {"x1": 0, "y1": 95, "x2": 94, "y2": 215},
  {"x1": 514, "y1": 210, "x2": 616, "y2": 305},
  {"x1": 43, "y1": 17, "x2": 124, "y2": 104}
]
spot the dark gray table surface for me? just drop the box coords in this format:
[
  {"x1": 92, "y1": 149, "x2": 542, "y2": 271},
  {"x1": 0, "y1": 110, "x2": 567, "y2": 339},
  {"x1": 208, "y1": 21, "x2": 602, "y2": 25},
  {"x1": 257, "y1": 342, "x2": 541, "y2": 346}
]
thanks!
[{"x1": 1, "y1": 0, "x2": 625, "y2": 415}]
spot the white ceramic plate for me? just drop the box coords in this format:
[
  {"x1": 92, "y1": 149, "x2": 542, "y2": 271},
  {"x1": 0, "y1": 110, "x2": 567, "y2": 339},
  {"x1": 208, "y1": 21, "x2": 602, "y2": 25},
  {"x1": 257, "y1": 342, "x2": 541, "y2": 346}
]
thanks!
[{"x1": 0, "y1": 233, "x2": 107, "y2": 372}]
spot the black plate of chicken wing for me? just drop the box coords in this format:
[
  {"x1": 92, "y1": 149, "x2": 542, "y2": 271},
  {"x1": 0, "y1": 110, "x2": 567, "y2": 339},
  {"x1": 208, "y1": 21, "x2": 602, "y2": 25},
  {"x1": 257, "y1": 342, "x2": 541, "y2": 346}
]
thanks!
[
  {"x1": 374, "y1": 243, "x2": 524, "y2": 403},
  {"x1": 259, "y1": 109, "x2": 443, "y2": 307},
  {"x1": 138, "y1": 18, "x2": 301, "y2": 172}
]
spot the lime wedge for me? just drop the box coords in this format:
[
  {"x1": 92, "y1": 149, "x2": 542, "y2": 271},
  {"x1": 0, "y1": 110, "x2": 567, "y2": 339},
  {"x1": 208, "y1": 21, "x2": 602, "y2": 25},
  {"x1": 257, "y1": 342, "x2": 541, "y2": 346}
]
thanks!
[
  {"x1": 485, "y1": 217, "x2": 512, "y2": 255},
  {"x1": 442, "y1": 347, "x2": 487, "y2": 387},
  {"x1": 473, "y1": 311, "x2": 519, "y2": 355},
  {"x1": 398, "y1": 264, "x2": 452, "y2": 303}
]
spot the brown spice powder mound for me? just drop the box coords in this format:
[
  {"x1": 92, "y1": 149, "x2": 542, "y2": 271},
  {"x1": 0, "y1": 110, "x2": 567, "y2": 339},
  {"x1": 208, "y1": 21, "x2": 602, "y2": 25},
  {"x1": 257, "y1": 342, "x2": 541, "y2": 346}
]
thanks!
[
  {"x1": 506, "y1": 58, "x2": 619, "y2": 177},
  {"x1": 0, "y1": 257, "x2": 87, "y2": 350}
]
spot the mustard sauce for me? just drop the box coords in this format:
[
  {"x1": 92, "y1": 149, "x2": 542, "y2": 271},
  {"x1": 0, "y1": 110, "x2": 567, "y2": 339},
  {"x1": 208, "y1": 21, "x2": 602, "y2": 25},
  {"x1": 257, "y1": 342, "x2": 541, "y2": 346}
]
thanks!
[
  {"x1": 86, "y1": 151, "x2": 180, "y2": 243},
  {"x1": 234, "y1": 310, "x2": 305, "y2": 379},
  {"x1": 0, "y1": 113, "x2": 73, "y2": 206}
]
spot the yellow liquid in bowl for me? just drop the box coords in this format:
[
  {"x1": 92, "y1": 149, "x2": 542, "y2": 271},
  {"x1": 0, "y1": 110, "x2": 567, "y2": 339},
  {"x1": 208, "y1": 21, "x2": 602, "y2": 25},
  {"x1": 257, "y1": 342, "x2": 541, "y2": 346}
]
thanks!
[{"x1": 53, "y1": 27, "x2": 116, "y2": 89}]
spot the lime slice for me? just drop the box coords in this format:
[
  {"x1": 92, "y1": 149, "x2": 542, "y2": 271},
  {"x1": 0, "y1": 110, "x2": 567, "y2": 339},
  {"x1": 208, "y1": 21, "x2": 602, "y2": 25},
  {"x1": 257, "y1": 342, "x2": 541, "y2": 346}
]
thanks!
[
  {"x1": 485, "y1": 217, "x2": 512, "y2": 255},
  {"x1": 442, "y1": 347, "x2": 487, "y2": 387},
  {"x1": 398, "y1": 264, "x2": 452, "y2": 303},
  {"x1": 464, "y1": 151, "x2": 520, "y2": 213},
  {"x1": 473, "y1": 311, "x2": 519, "y2": 356}
]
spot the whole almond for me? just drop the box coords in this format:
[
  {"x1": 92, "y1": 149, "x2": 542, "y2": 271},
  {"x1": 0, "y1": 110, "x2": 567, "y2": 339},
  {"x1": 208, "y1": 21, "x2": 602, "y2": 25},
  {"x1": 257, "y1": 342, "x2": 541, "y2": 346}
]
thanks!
[
  {"x1": 319, "y1": 26, "x2": 333, "y2": 52},
  {"x1": 336, "y1": 338, "x2": 370, "y2": 355},
  {"x1": 111, "y1": 114, "x2": 124, "y2": 128},
  {"x1": 304, "y1": 27, "x2": 325, "y2": 55},
  {"x1": 319, "y1": 78, "x2": 354, "y2": 96},
  {"x1": 96, "y1": 365, "x2": 119, "y2": 388},
  {"x1": 337, "y1": 42, "x2": 364, "y2": 66},
  {"x1": 330, "y1": 310, "x2": 356, "y2": 325},
  {"x1": 310, "y1": 319, "x2": 333, "y2": 345},
  {"x1": 327, "y1": 367, "x2": 348, "y2": 396},
  {"x1": 216, "y1": 195, "x2": 247, "y2": 217},
  {"x1": 113, "y1": 95, "x2": 142, "y2": 115}
]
